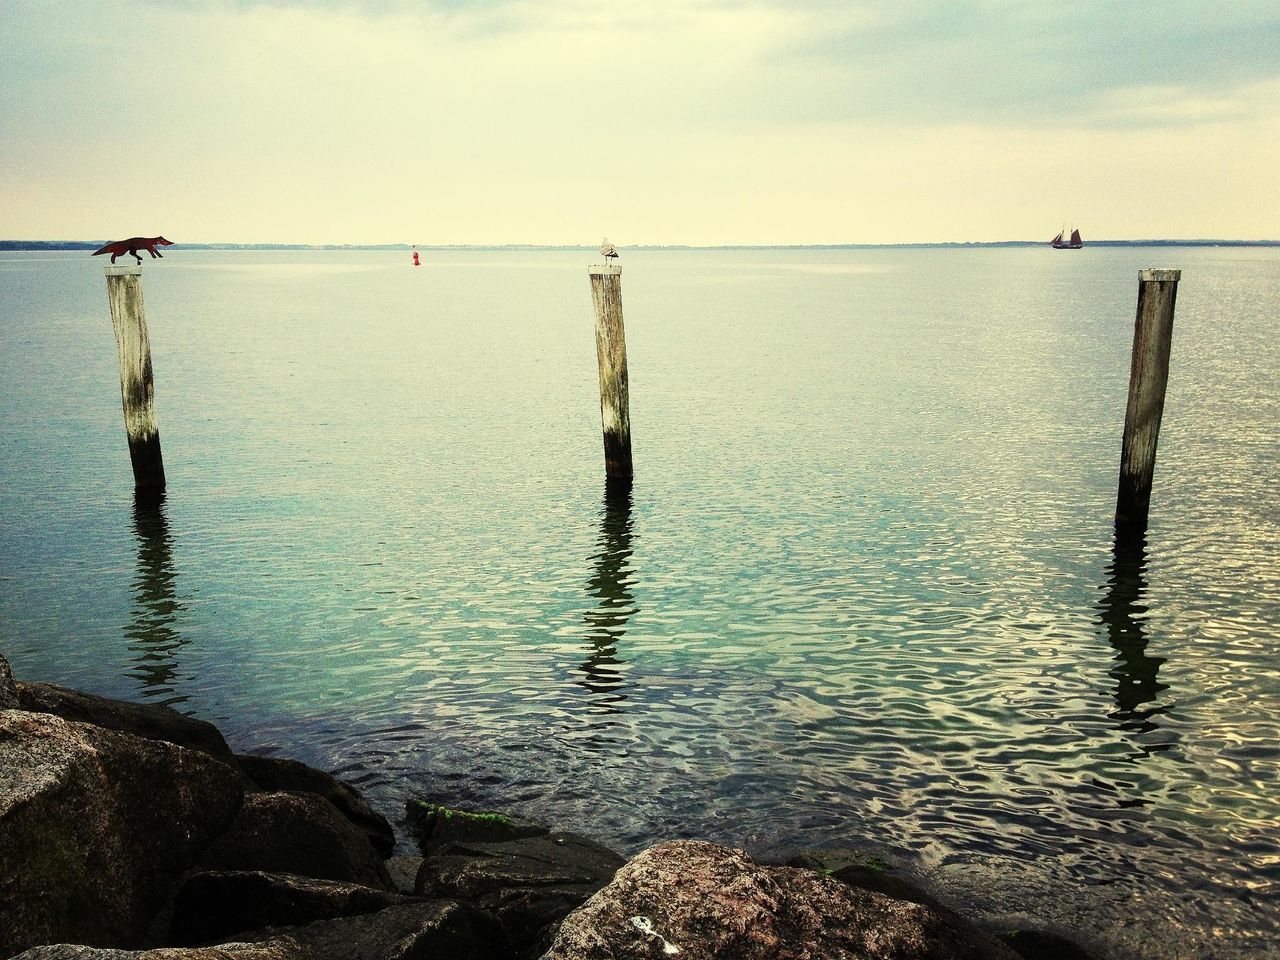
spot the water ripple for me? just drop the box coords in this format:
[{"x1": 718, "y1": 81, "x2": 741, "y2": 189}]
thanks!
[{"x1": 2, "y1": 248, "x2": 1278, "y2": 958}]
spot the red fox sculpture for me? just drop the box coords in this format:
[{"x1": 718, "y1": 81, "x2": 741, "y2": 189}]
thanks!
[{"x1": 92, "y1": 236, "x2": 174, "y2": 265}]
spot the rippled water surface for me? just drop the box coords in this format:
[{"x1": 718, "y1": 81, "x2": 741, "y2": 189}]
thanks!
[{"x1": 2, "y1": 248, "x2": 1278, "y2": 957}]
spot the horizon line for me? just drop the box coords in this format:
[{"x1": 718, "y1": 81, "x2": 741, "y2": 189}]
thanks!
[{"x1": 2, "y1": 238, "x2": 1279, "y2": 251}]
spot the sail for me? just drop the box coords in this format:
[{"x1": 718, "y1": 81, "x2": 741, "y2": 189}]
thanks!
[
  {"x1": 1051, "y1": 231, "x2": 1064, "y2": 245},
  {"x1": 1070, "y1": 229, "x2": 1082, "y2": 245}
]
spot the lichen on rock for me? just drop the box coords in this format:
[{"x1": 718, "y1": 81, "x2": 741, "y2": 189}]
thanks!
[
  {"x1": 0, "y1": 652, "x2": 17, "y2": 708},
  {"x1": 541, "y1": 840, "x2": 1020, "y2": 960}
]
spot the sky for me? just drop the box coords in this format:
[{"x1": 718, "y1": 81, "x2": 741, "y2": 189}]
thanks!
[{"x1": 1, "y1": 0, "x2": 1278, "y2": 245}]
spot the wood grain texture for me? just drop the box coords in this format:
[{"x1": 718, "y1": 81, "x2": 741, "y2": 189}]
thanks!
[
  {"x1": 1116, "y1": 269, "x2": 1179, "y2": 530},
  {"x1": 589, "y1": 266, "x2": 632, "y2": 479},
  {"x1": 106, "y1": 268, "x2": 166, "y2": 491}
]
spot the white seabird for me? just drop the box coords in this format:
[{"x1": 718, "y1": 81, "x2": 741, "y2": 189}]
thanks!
[{"x1": 601, "y1": 238, "x2": 619, "y2": 260}]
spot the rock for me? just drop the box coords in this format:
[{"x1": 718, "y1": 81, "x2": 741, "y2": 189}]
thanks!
[
  {"x1": 788, "y1": 851, "x2": 1095, "y2": 960},
  {"x1": 195, "y1": 791, "x2": 392, "y2": 890},
  {"x1": 250, "y1": 900, "x2": 513, "y2": 960},
  {"x1": 779, "y1": 850, "x2": 949, "y2": 914},
  {"x1": 9, "y1": 949, "x2": 156, "y2": 959},
  {"x1": 13, "y1": 900, "x2": 512, "y2": 960},
  {"x1": 11, "y1": 948, "x2": 277, "y2": 959},
  {"x1": 540, "y1": 840, "x2": 1020, "y2": 960},
  {"x1": 0, "y1": 710, "x2": 244, "y2": 958},
  {"x1": 236, "y1": 754, "x2": 395, "y2": 858},
  {"x1": 829, "y1": 862, "x2": 951, "y2": 912},
  {"x1": 15, "y1": 681, "x2": 234, "y2": 761},
  {"x1": 998, "y1": 929, "x2": 1099, "y2": 960},
  {"x1": 385, "y1": 855, "x2": 424, "y2": 896},
  {"x1": 417, "y1": 828, "x2": 624, "y2": 951},
  {"x1": 0, "y1": 653, "x2": 17, "y2": 708},
  {"x1": 406, "y1": 799, "x2": 548, "y2": 855},
  {"x1": 169, "y1": 870, "x2": 413, "y2": 946}
]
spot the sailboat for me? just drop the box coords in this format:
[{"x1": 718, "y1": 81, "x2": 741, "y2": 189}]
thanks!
[{"x1": 1051, "y1": 225, "x2": 1083, "y2": 249}]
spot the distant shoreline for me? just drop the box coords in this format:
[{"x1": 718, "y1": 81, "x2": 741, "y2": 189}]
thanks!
[{"x1": 2, "y1": 239, "x2": 1278, "y2": 252}]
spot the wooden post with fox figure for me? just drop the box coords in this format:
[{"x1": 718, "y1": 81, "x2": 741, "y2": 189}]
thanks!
[
  {"x1": 1115, "y1": 268, "x2": 1179, "y2": 532},
  {"x1": 588, "y1": 262, "x2": 633, "y2": 479},
  {"x1": 105, "y1": 265, "x2": 166, "y2": 499}
]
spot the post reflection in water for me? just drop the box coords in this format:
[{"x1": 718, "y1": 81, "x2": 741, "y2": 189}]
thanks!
[
  {"x1": 1098, "y1": 529, "x2": 1170, "y2": 750},
  {"x1": 576, "y1": 477, "x2": 637, "y2": 716},
  {"x1": 127, "y1": 493, "x2": 189, "y2": 707}
]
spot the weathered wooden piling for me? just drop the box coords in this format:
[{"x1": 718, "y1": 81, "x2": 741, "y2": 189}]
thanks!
[
  {"x1": 589, "y1": 263, "x2": 632, "y2": 478},
  {"x1": 105, "y1": 265, "x2": 165, "y2": 495},
  {"x1": 1115, "y1": 269, "x2": 1179, "y2": 530}
]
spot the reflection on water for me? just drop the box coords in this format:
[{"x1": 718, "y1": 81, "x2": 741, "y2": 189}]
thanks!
[
  {"x1": 126, "y1": 494, "x2": 188, "y2": 707},
  {"x1": 576, "y1": 477, "x2": 636, "y2": 714},
  {"x1": 1098, "y1": 529, "x2": 1170, "y2": 746},
  {"x1": 6, "y1": 248, "x2": 1280, "y2": 959}
]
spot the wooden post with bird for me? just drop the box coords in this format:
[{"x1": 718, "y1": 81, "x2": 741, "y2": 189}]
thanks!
[
  {"x1": 104, "y1": 264, "x2": 166, "y2": 498},
  {"x1": 589, "y1": 238, "x2": 632, "y2": 479},
  {"x1": 1115, "y1": 268, "x2": 1179, "y2": 531}
]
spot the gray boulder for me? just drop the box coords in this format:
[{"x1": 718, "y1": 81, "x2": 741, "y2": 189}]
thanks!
[
  {"x1": 541, "y1": 840, "x2": 1020, "y2": 960},
  {"x1": 782, "y1": 850, "x2": 960, "y2": 916},
  {"x1": 385, "y1": 856, "x2": 424, "y2": 896},
  {"x1": 9, "y1": 950, "x2": 156, "y2": 959},
  {"x1": 236, "y1": 754, "x2": 394, "y2": 858},
  {"x1": 11, "y1": 949, "x2": 251, "y2": 959},
  {"x1": 416, "y1": 826, "x2": 624, "y2": 951},
  {"x1": 169, "y1": 871, "x2": 412, "y2": 946},
  {"x1": 0, "y1": 710, "x2": 244, "y2": 958},
  {"x1": 246, "y1": 900, "x2": 513, "y2": 959},
  {"x1": 195, "y1": 791, "x2": 392, "y2": 890},
  {"x1": 800, "y1": 855, "x2": 1100, "y2": 960},
  {"x1": 15, "y1": 681, "x2": 234, "y2": 761},
  {"x1": 14, "y1": 900, "x2": 512, "y2": 960},
  {"x1": 998, "y1": 929, "x2": 1099, "y2": 960},
  {"x1": 406, "y1": 799, "x2": 548, "y2": 855}
]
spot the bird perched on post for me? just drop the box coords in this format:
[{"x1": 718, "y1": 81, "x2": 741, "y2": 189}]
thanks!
[{"x1": 600, "y1": 238, "x2": 619, "y2": 261}]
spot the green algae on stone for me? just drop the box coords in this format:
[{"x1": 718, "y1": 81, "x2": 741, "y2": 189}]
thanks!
[
  {"x1": 405, "y1": 798, "x2": 549, "y2": 856},
  {"x1": 408, "y1": 799, "x2": 512, "y2": 825}
]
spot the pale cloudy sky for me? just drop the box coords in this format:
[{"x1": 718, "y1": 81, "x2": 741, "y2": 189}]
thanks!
[{"x1": 2, "y1": 0, "x2": 1277, "y2": 244}]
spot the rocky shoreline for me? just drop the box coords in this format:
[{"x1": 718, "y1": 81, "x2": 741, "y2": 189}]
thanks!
[{"x1": 1, "y1": 653, "x2": 1096, "y2": 959}]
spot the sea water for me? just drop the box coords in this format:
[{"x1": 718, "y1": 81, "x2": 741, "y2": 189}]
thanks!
[{"x1": 2, "y1": 247, "x2": 1277, "y2": 957}]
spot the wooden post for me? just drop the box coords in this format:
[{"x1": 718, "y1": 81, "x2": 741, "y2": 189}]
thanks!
[
  {"x1": 589, "y1": 263, "x2": 633, "y2": 479},
  {"x1": 1115, "y1": 268, "x2": 1179, "y2": 530},
  {"x1": 105, "y1": 265, "x2": 165, "y2": 496}
]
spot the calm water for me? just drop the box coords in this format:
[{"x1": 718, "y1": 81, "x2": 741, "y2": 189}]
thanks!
[{"x1": 2, "y1": 248, "x2": 1278, "y2": 957}]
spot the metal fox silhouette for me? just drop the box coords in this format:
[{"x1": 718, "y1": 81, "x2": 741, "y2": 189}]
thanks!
[{"x1": 92, "y1": 236, "x2": 174, "y2": 265}]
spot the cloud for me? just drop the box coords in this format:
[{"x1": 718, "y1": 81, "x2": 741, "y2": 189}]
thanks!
[
  {"x1": 0, "y1": 0, "x2": 1276, "y2": 242},
  {"x1": 1090, "y1": 78, "x2": 1280, "y2": 127},
  {"x1": 743, "y1": 0, "x2": 1280, "y2": 128}
]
